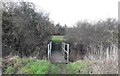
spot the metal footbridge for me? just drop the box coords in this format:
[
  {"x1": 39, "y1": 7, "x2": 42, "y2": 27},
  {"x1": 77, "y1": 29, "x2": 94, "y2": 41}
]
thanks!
[{"x1": 48, "y1": 36, "x2": 69, "y2": 63}]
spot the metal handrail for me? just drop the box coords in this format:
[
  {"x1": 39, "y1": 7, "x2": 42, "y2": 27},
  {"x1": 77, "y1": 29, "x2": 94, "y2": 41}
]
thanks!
[
  {"x1": 48, "y1": 42, "x2": 52, "y2": 60},
  {"x1": 62, "y1": 42, "x2": 69, "y2": 62},
  {"x1": 62, "y1": 47, "x2": 68, "y2": 53},
  {"x1": 48, "y1": 41, "x2": 69, "y2": 62}
]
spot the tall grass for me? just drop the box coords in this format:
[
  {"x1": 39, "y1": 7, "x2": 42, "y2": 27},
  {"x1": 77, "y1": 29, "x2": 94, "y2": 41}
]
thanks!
[{"x1": 84, "y1": 44, "x2": 118, "y2": 74}]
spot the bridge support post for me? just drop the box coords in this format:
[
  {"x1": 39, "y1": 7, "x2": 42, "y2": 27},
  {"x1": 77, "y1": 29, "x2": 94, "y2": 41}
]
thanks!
[
  {"x1": 48, "y1": 42, "x2": 52, "y2": 61},
  {"x1": 67, "y1": 44, "x2": 69, "y2": 62},
  {"x1": 62, "y1": 42, "x2": 69, "y2": 63}
]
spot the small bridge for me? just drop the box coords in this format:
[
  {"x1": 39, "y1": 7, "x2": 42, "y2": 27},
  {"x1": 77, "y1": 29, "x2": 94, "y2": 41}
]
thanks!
[{"x1": 48, "y1": 36, "x2": 69, "y2": 63}]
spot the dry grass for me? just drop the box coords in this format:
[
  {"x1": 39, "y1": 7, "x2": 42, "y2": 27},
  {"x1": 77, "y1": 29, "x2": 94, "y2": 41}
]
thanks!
[{"x1": 84, "y1": 45, "x2": 118, "y2": 74}]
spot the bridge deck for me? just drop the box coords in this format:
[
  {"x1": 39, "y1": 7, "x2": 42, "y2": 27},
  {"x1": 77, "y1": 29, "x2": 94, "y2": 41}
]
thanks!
[{"x1": 50, "y1": 50, "x2": 67, "y2": 63}]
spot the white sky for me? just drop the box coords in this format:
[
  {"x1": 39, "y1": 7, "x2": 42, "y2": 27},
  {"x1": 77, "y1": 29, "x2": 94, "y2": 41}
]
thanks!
[{"x1": 25, "y1": 0, "x2": 119, "y2": 26}]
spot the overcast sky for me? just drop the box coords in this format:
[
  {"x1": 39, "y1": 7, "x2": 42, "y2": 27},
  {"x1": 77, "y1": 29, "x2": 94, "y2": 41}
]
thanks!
[{"x1": 25, "y1": 0, "x2": 119, "y2": 26}]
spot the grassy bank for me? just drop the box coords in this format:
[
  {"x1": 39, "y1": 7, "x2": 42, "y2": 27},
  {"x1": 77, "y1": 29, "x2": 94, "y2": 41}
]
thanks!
[
  {"x1": 3, "y1": 54, "x2": 118, "y2": 74},
  {"x1": 3, "y1": 56, "x2": 91, "y2": 74}
]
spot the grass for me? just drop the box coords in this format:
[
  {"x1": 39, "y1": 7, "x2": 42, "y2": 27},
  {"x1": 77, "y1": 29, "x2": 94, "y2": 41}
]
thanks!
[
  {"x1": 3, "y1": 44, "x2": 118, "y2": 74},
  {"x1": 65, "y1": 61, "x2": 90, "y2": 74},
  {"x1": 84, "y1": 45, "x2": 118, "y2": 74},
  {"x1": 3, "y1": 56, "x2": 90, "y2": 74},
  {"x1": 17, "y1": 60, "x2": 51, "y2": 74},
  {"x1": 6, "y1": 66, "x2": 15, "y2": 74},
  {"x1": 51, "y1": 36, "x2": 64, "y2": 43}
]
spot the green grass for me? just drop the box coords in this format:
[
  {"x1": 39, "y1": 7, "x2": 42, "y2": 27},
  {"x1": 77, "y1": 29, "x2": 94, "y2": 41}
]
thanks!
[
  {"x1": 17, "y1": 60, "x2": 51, "y2": 74},
  {"x1": 6, "y1": 66, "x2": 16, "y2": 74},
  {"x1": 65, "y1": 61, "x2": 90, "y2": 74},
  {"x1": 4, "y1": 56, "x2": 91, "y2": 74},
  {"x1": 51, "y1": 36, "x2": 64, "y2": 43}
]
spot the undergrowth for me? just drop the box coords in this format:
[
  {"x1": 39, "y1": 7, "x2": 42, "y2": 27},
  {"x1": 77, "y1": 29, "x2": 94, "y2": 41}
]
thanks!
[{"x1": 3, "y1": 56, "x2": 90, "y2": 74}]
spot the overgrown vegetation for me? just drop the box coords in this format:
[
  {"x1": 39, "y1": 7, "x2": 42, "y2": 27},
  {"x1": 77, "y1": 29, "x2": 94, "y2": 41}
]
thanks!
[
  {"x1": 3, "y1": 56, "x2": 90, "y2": 74},
  {"x1": 2, "y1": 2, "x2": 66, "y2": 58},
  {"x1": 2, "y1": 1, "x2": 118, "y2": 74},
  {"x1": 66, "y1": 19, "x2": 118, "y2": 61}
]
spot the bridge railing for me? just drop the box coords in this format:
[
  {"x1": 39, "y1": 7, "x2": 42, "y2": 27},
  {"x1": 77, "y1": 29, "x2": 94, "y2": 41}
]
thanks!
[
  {"x1": 48, "y1": 42, "x2": 52, "y2": 60},
  {"x1": 62, "y1": 42, "x2": 69, "y2": 62}
]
